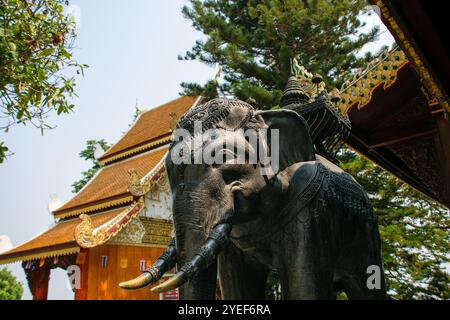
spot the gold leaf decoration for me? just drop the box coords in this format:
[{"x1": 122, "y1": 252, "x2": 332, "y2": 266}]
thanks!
[
  {"x1": 127, "y1": 155, "x2": 167, "y2": 197},
  {"x1": 338, "y1": 44, "x2": 408, "y2": 113},
  {"x1": 74, "y1": 198, "x2": 145, "y2": 248}
]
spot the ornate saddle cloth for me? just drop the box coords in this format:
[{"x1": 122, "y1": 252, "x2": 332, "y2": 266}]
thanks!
[{"x1": 231, "y1": 161, "x2": 376, "y2": 247}]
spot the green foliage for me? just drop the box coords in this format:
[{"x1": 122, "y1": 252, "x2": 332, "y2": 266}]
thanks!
[
  {"x1": 71, "y1": 139, "x2": 110, "y2": 193},
  {"x1": 265, "y1": 271, "x2": 282, "y2": 299},
  {"x1": 336, "y1": 292, "x2": 349, "y2": 300},
  {"x1": 0, "y1": 141, "x2": 8, "y2": 163},
  {"x1": 0, "y1": 267, "x2": 23, "y2": 300},
  {"x1": 179, "y1": 0, "x2": 379, "y2": 107},
  {"x1": 338, "y1": 150, "x2": 450, "y2": 300},
  {"x1": 0, "y1": 0, "x2": 88, "y2": 163}
]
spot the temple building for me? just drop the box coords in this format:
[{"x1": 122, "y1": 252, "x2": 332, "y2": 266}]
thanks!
[
  {"x1": 0, "y1": 0, "x2": 448, "y2": 300},
  {"x1": 0, "y1": 96, "x2": 201, "y2": 300}
]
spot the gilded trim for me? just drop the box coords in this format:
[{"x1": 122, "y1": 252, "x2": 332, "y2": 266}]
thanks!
[
  {"x1": 54, "y1": 196, "x2": 134, "y2": 219},
  {"x1": 74, "y1": 197, "x2": 145, "y2": 248},
  {"x1": 128, "y1": 154, "x2": 167, "y2": 196},
  {"x1": 99, "y1": 136, "x2": 172, "y2": 166},
  {"x1": 0, "y1": 247, "x2": 80, "y2": 266},
  {"x1": 106, "y1": 242, "x2": 168, "y2": 249},
  {"x1": 375, "y1": 0, "x2": 450, "y2": 112},
  {"x1": 338, "y1": 44, "x2": 408, "y2": 113}
]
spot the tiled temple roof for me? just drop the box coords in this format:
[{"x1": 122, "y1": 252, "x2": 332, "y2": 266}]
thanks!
[
  {"x1": 98, "y1": 96, "x2": 198, "y2": 165},
  {"x1": 53, "y1": 147, "x2": 168, "y2": 218},
  {"x1": 0, "y1": 96, "x2": 199, "y2": 265}
]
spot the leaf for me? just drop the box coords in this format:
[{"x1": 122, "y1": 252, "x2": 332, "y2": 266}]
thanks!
[
  {"x1": 8, "y1": 42, "x2": 16, "y2": 51},
  {"x1": 60, "y1": 48, "x2": 71, "y2": 60},
  {"x1": 0, "y1": 0, "x2": 85, "y2": 146},
  {"x1": 39, "y1": 47, "x2": 55, "y2": 57}
]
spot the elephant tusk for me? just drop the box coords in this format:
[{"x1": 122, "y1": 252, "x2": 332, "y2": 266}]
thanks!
[
  {"x1": 150, "y1": 222, "x2": 233, "y2": 293},
  {"x1": 119, "y1": 237, "x2": 177, "y2": 291},
  {"x1": 119, "y1": 272, "x2": 155, "y2": 290},
  {"x1": 151, "y1": 272, "x2": 187, "y2": 293}
]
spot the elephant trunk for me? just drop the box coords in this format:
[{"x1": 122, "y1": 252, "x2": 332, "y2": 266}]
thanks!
[
  {"x1": 151, "y1": 222, "x2": 231, "y2": 294},
  {"x1": 119, "y1": 238, "x2": 177, "y2": 290}
]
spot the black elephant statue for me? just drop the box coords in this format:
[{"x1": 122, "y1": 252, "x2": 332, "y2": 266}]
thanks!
[{"x1": 119, "y1": 98, "x2": 386, "y2": 300}]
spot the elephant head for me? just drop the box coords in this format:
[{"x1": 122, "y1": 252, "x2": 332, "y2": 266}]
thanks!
[{"x1": 120, "y1": 98, "x2": 315, "y2": 299}]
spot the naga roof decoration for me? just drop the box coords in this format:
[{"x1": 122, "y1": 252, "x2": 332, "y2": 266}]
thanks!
[
  {"x1": 338, "y1": 44, "x2": 409, "y2": 113},
  {"x1": 0, "y1": 208, "x2": 125, "y2": 265},
  {"x1": 127, "y1": 155, "x2": 167, "y2": 197},
  {"x1": 74, "y1": 197, "x2": 145, "y2": 248}
]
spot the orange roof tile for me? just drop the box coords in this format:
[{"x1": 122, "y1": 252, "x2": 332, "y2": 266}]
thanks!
[
  {"x1": 99, "y1": 96, "x2": 198, "y2": 163},
  {"x1": 53, "y1": 147, "x2": 168, "y2": 217},
  {"x1": 0, "y1": 208, "x2": 124, "y2": 264}
]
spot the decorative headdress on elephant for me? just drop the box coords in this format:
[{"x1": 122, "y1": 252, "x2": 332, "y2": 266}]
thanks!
[{"x1": 171, "y1": 97, "x2": 315, "y2": 176}]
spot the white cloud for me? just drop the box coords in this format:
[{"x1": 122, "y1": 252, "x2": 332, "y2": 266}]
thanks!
[{"x1": 0, "y1": 235, "x2": 13, "y2": 254}]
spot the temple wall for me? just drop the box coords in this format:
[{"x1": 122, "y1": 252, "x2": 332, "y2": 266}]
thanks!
[
  {"x1": 85, "y1": 244, "x2": 164, "y2": 300},
  {"x1": 81, "y1": 177, "x2": 174, "y2": 300}
]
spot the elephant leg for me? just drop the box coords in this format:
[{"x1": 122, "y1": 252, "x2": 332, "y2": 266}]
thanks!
[
  {"x1": 333, "y1": 273, "x2": 366, "y2": 299},
  {"x1": 179, "y1": 261, "x2": 218, "y2": 300},
  {"x1": 218, "y1": 242, "x2": 268, "y2": 300},
  {"x1": 278, "y1": 258, "x2": 334, "y2": 299},
  {"x1": 277, "y1": 223, "x2": 335, "y2": 299},
  {"x1": 333, "y1": 227, "x2": 387, "y2": 300},
  {"x1": 333, "y1": 242, "x2": 387, "y2": 300},
  {"x1": 333, "y1": 271, "x2": 386, "y2": 300},
  {"x1": 347, "y1": 263, "x2": 386, "y2": 300}
]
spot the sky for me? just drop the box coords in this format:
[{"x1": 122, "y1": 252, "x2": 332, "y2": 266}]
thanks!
[{"x1": 0, "y1": 1, "x2": 394, "y2": 300}]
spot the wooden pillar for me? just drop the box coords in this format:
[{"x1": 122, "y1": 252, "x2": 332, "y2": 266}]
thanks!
[
  {"x1": 74, "y1": 250, "x2": 89, "y2": 300},
  {"x1": 32, "y1": 266, "x2": 50, "y2": 300}
]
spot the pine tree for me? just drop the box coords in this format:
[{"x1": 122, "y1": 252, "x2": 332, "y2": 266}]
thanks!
[
  {"x1": 179, "y1": 0, "x2": 378, "y2": 108},
  {"x1": 71, "y1": 107, "x2": 141, "y2": 193},
  {"x1": 338, "y1": 150, "x2": 449, "y2": 300},
  {"x1": 72, "y1": 139, "x2": 110, "y2": 193}
]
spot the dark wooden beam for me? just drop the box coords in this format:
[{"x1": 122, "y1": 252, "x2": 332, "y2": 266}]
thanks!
[
  {"x1": 368, "y1": 125, "x2": 437, "y2": 149},
  {"x1": 346, "y1": 132, "x2": 432, "y2": 197}
]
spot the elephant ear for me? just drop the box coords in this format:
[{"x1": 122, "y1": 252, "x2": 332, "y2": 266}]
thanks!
[{"x1": 255, "y1": 109, "x2": 315, "y2": 173}]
